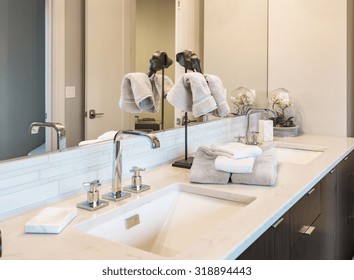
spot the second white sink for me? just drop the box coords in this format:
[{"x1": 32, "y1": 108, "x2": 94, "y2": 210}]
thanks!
[
  {"x1": 75, "y1": 183, "x2": 256, "y2": 257},
  {"x1": 274, "y1": 142, "x2": 327, "y2": 165}
]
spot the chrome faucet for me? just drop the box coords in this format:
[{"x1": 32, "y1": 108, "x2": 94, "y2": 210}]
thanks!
[
  {"x1": 244, "y1": 108, "x2": 276, "y2": 145},
  {"x1": 102, "y1": 130, "x2": 160, "y2": 202},
  {"x1": 29, "y1": 122, "x2": 66, "y2": 150}
]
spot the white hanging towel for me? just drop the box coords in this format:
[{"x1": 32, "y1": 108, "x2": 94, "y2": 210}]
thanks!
[{"x1": 204, "y1": 74, "x2": 230, "y2": 117}]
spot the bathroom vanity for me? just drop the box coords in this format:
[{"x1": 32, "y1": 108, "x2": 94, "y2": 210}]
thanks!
[
  {"x1": 238, "y1": 152, "x2": 354, "y2": 260},
  {"x1": 0, "y1": 134, "x2": 354, "y2": 260}
]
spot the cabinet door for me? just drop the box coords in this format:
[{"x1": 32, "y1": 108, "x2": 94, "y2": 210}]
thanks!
[
  {"x1": 347, "y1": 153, "x2": 354, "y2": 258},
  {"x1": 272, "y1": 212, "x2": 290, "y2": 260},
  {"x1": 336, "y1": 155, "x2": 352, "y2": 259},
  {"x1": 349, "y1": 168, "x2": 354, "y2": 257},
  {"x1": 320, "y1": 168, "x2": 337, "y2": 259},
  {"x1": 237, "y1": 212, "x2": 289, "y2": 260},
  {"x1": 236, "y1": 229, "x2": 274, "y2": 260},
  {"x1": 289, "y1": 183, "x2": 321, "y2": 249},
  {"x1": 290, "y1": 215, "x2": 322, "y2": 260}
]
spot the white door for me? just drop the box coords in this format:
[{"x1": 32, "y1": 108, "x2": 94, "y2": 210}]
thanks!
[{"x1": 85, "y1": 0, "x2": 134, "y2": 140}]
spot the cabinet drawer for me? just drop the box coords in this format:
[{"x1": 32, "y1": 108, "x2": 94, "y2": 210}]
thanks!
[{"x1": 289, "y1": 183, "x2": 321, "y2": 248}]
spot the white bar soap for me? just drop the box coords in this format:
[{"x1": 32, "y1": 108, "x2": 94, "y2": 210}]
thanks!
[
  {"x1": 25, "y1": 207, "x2": 77, "y2": 234},
  {"x1": 259, "y1": 120, "x2": 273, "y2": 142}
]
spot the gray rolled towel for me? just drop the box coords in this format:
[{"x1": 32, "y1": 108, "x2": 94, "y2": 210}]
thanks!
[
  {"x1": 190, "y1": 146, "x2": 231, "y2": 184},
  {"x1": 231, "y1": 148, "x2": 278, "y2": 186}
]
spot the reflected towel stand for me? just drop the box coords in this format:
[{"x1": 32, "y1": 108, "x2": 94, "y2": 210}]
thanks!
[
  {"x1": 172, "y1": 50, "x2": 204, "y2": 169},
  {"x1": 147, "y1": 51, "x2": 173, "y2": 131}
]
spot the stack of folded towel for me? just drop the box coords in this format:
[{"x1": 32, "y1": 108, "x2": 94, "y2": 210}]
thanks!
[
  {"x1": 190, "y1": 146, "x2": 231, "y2": 184},
  {"x1": 230, "y1": 148, "x2": 278, "y2": 186},
  {"x1": 190, "y1": 142, "x2": 278, "y2": 186},
  {"x1": 166, "y1": 72, "x2": 230, "y2": 117},
  {"x1": 119, "y1": 73, "x2": 174, "y2": 114}
]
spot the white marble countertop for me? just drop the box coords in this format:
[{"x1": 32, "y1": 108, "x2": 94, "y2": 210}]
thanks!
[{"x1": 1, "y1": 134, "x2": 354, "y2": 260}]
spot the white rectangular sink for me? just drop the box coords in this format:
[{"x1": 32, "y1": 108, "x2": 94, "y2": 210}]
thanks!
[
  {"x1": 76, "y1": 183, "x2": 256, "y2": 257},
  {"x1": 274, "y1": 142, "x2": 327, "y2": 165}
]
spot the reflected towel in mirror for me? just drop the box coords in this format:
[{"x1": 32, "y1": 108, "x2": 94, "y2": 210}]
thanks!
[
  {"x1": 151, "y1": 74, "x2": 174, "y2": 101},
  {"x1": 119, "y1": 73, "x2": 156, "y2": 113},
  {"x1": 119, "y1": 73, "x2": 173, "y2": 114}
]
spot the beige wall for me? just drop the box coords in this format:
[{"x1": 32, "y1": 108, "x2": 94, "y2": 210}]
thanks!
[
  {"x1": 204, "y1": 0, "x2": 268, "y2": 109},
  {"x1": 268, "y1": 0, "x2": 348, "y2": 136},
  {"x1": 135, "y1": 0, "x2": 175, "y2": 129},
  {"x1": 63, "y1": 0, "x2": 353, "y2": 139},
  {"x1": 65, "y1": 0, "x2": 85, "y2": 147}
]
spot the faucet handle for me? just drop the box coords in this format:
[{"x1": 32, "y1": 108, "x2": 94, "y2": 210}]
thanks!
[
  {"x1": 129, "y1": 167, "x2": 145, "y2": 188},
  {"x1": 247, "y1": 131, "x2": 260, "y2": 145},
  {"x1": 129, "y1": 166, "x2": 146, "y2": 176},
  {"x1": 235, "y1": 135, "x2": 246, "y2": 144},
  {"x1": 124, "y1": 166, "x2": 150, "y2": 193},
  {"x1": 77, "y1": 179, "x2": 109, "y2": 211},
  {"x1": 83, "y1": 179, "x2": 100, "y2": 191}
]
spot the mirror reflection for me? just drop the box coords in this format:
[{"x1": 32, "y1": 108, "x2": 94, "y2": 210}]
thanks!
[
  {"x1": 0, "y1": 0, "x2": 268, "y2": 162},
  {"x1": 0, "y1": 0, "x2": 46, "y2": 161}
]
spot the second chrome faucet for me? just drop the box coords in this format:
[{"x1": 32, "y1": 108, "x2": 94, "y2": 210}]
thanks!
[{"x1": 102, "y1": 130, "x2": 160, "y2": 202}]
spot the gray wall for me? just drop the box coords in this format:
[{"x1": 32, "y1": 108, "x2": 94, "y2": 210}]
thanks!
[
  {"x1": 0, "y1": 0, "x2": 45, "y2": 160},
  {"x1": 65, "y1": 0, "x2": 85, "y2": 147}
]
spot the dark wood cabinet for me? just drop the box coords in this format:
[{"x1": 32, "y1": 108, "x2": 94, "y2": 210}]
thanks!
[
  {"x1": 237, "y1": 151, "x2": 354, "y2": 260},
  {"x1": 237, "y1": 212, "x2": 289, "y2": 260},
  {"x1": 336, "y1": 153, "x2": 354, "y2": 259},
  {"x1": 289, "y1": 184, "x2": 320, "y2": 253},
  {"x1": 349, "y1": 164, "x2": 354, "y2": 257},
  {"x1": 289, "y1": 215, "x2": 322, "y2": 260},
  {"x1": 288, "y1": 183, "x2": 321, "y2": 259},
  {"x1": 320, "y1": 168, "x2": 337, "y2": 259}
]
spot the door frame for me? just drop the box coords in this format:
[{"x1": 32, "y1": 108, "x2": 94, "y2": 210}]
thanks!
[{"x1": 45, "y1": 0, "x2": 65, "y2": 151}]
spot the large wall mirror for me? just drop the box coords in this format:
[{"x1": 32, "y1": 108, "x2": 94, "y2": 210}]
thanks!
[{"x1": 0, "y1": 0, "x2": 268, "y2": 162}]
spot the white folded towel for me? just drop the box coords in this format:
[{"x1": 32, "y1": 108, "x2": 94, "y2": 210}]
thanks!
[
  {"x1": 211, "y1": 142, "x2": 262, "y2": 159},
  {"x1": 78, "y1": 130, "x2": 131, "y2": 146},
  {"x1": 204, "y1": 74, "x2": 230, "y2": 117},
  {"x1": 78, "y1": 139, "x2": 103, "y2": 146},
  {"x1": 97, "y1": 130, "x2": 118, "y2": 140},
  {"x1": 119, "y1": 73, "x2": 157, "y2": 113},
  {"x1": 166, "y1": 72, "x2": 217, "y2": 117},
  {"x1": 215, "y1": 156, "x2": 255, "y2": 173}
]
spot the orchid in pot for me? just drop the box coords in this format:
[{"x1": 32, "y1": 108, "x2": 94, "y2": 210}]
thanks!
[
  {"x1": 268, "y1": 88, "x2": 299, "y2": 137},
  {"x1": 230, "y1": 87, "x2": 255, "y2": 115}
]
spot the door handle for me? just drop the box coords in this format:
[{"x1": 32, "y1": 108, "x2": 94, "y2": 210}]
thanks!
[{"x1": 88, "y1": 109, "x2": 104, "y2": 119}]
